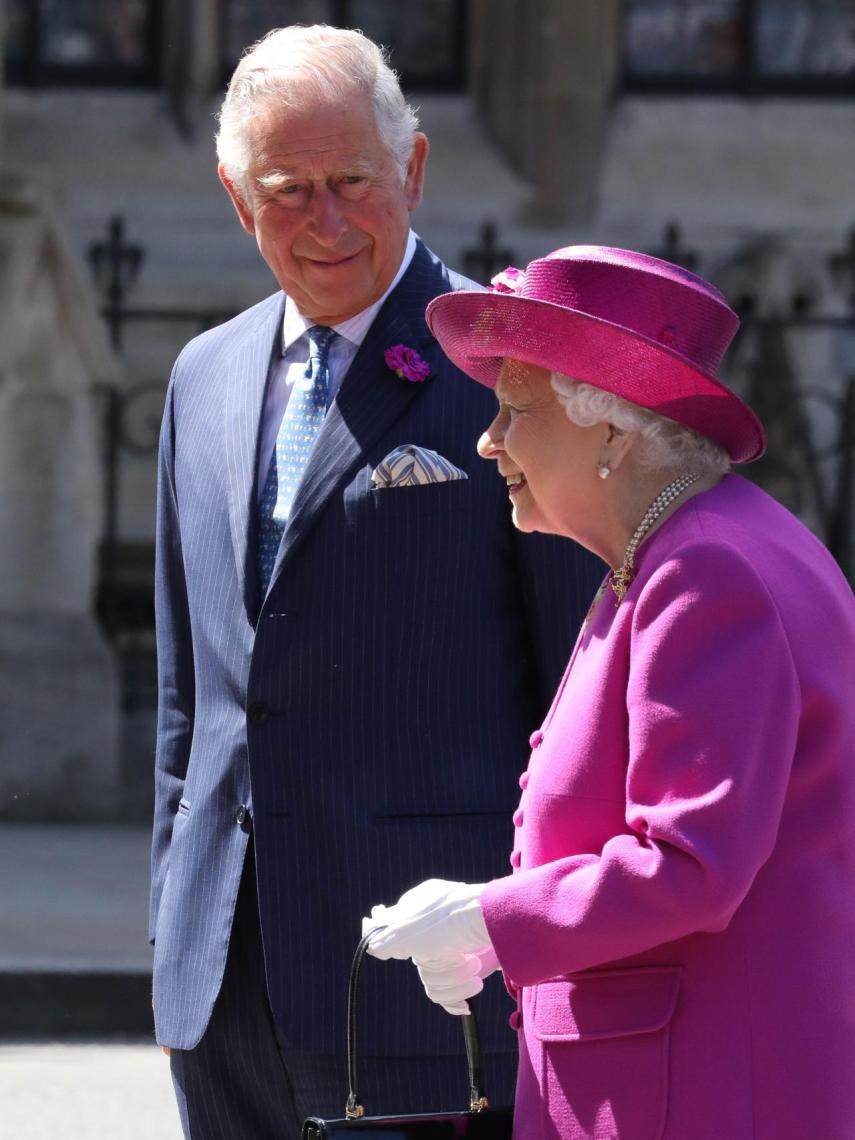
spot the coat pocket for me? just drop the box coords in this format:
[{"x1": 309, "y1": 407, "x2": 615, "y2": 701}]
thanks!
[
  {"x1": 345, "y1": 477, "x2": 470, "y2": 524},
  {"x1": 526, "y1": 966, "x2": 681, "y2": 1140}
]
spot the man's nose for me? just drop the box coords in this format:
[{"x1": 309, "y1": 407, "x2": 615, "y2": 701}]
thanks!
[{"x1": 307, "y1": 186, "x2": 348, "y2": 246}]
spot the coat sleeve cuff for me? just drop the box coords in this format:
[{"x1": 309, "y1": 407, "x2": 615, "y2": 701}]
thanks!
[{"x1": 481, "y1": 874, "x2": 532, "y2": 989}]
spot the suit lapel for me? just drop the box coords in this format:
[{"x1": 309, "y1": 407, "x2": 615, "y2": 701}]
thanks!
[
  {"x1": 269, "y1": 243, "x2": 446, "y2": 583},
  {"x1": 222, "y1": 293, "x2": 284, "y2": 620}
]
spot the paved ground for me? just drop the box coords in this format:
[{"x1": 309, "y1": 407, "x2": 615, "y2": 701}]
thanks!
[
  {"x1": 0, "y1": 1040, "x2": 181, "y2": 1139},
  {"x1": 0, "y1": 827, "x2": 179, "y2": 1135}
]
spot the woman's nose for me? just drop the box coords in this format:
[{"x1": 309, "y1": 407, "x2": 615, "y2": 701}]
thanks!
[{"x1": 477, "y1": 413, "x2": 506, "y2": 460}]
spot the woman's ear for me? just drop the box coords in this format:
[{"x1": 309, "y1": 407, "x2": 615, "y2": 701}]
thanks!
[{"x1": 599, "y1": 424, "x2": 637, "y2": 474}]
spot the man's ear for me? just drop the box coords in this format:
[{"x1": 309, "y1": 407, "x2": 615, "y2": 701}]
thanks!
[
  {"x1": 218, "y1": 164, "x2": 256, "y2": 236},
  {"x1": 403, "y1": 133, "x2": 429, "y2": 212}
]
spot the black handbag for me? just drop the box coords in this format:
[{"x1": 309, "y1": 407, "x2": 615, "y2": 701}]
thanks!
[{"x1": 301, "y1": 932, "x2": 514, "y2": 1139}]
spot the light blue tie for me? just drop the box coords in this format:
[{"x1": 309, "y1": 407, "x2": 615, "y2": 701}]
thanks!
[{"x1": 256, "y1": 325, "x2": 337, "y2": 594}]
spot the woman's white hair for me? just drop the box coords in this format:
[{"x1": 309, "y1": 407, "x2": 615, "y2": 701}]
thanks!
[
  {"x1": 216, "y1": 24, "x2": 419, "y2": 197},
  {"x1": 551, "y1": 373, "x2": 731, "y2": 477}
]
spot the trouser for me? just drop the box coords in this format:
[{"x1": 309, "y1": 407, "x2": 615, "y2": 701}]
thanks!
[{"x1": 169, "y1": 843, "x2": 517, "y2": 1138}]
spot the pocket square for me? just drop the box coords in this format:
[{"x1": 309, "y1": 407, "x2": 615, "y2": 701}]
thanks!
[{"x1": 371, "y1": 444, "x2": 469, "y2": 488}]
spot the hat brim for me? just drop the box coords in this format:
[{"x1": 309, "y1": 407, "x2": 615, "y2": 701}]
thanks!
[{"x1": 426, "y1": 290, "x2": 766, "y2": 464}]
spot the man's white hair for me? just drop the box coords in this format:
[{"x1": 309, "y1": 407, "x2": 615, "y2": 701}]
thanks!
[
  {"x1": 216, "y1": 24, "x2": 419, "y2": 196},
  {"x1": 551, "y1": 373, "x2": 731, "y2": 477}
]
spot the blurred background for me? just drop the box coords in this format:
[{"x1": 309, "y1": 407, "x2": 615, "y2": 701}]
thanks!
[{"x1": 0, "y1": 1, "x2": 853, "y2": 1126}]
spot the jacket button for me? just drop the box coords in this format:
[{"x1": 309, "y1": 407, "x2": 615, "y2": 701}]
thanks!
[
  {"x1": 512, "y1": 808, "x2": 524, "y2": 828},
  {"x1": 518, "y1": 771, "x2": 530, "y2": 790},
  {"x1": 509, "y1": 1010, "x2": 522, "y2": 1030},
  {"x1": 528, "y1": 730, "x2": 543, "y2": 748},
  {"x1": 236, "y1": 804, "x2": 248, "y2": 826},
  {"x1": 248, "y1": 702, "x2": 270, "y2": 726},
  {"x1": 509, "y1": 850, "x2": 521, "y2": 869}
]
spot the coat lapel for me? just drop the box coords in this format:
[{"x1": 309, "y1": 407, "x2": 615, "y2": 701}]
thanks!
[
  {"x1": 222, "y1": 293, "x2": 284, "y2": 620},
  {"x1": 269, "y1": 242, "x2": 445, "y2": 583}
]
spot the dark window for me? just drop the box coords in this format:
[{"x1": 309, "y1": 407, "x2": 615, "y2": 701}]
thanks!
[
  {"x1": 222, "y1": 1, "x2": 328, "y2": 66},
  {"x1": 755, "y1": 0, "x2": 855, "y2": 78},
  {"x1": 5, "y1": 0, "x2": 160, "y2": 87},
  {"x1": 623, "y1": 0, "x2": 855, "y2": 94},
  {"x1": 221, "y1": 0, "x2": 467, "y2": 91}
]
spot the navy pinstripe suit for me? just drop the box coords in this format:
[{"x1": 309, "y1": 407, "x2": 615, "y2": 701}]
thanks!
[{"x1": 151, "y1": 240, "x2": 604, "y2": 1129}]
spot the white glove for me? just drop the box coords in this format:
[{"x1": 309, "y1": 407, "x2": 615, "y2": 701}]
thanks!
[
  {"x1": 414, "y1": 946, "x2": 501, "y2": 1016},
  {"x1": 363, "y1": 878, "x2": 490, "y2": 962}
]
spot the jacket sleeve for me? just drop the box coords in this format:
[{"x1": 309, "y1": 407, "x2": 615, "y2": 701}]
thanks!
[
  {"x1": 481, "y1": 542, "x2": 801, "y2": 985},
  {"x1": 149, "y1": 372, "x2": 195, "y2": 942},
  {"x1": 512, "y1": 527, "x2": 606, "y2": 711}
]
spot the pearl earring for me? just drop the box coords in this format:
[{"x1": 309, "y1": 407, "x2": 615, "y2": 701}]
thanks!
[{"x1": 597, "y1": 463, "x2": 611, "y2": 480}]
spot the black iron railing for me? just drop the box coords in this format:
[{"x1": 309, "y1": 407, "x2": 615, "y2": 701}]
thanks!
[{"x1": 88, "y1": 214, "x2": 855, "y2": 636}]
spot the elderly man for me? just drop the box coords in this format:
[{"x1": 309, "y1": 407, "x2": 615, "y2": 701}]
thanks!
[{"x1": 150, "y1": 23, "x2": 603, "y2": 1139}]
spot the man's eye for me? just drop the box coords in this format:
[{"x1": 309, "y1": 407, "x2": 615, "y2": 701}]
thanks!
[{"x1": 337, "y1": 175, "x2": 368, "y2": 197}]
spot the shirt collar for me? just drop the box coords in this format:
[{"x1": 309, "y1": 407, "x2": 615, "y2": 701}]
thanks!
[{"x1": 282, "y1": 229, "x2": 418, "y2": 354}]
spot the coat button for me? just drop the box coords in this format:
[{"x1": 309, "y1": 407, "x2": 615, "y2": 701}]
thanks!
[
  {"x1": 236, "y1": 804, "x2": 248, "y2": 826},
  {"x1": 247, "y1": 702, "x2": 270, "y2": 726},
  {"x1": 512, "y1": 808, "x2": 524, "y2": 828},
  {"x1": 528, "y1": 730, "x2": 543, "y2": 748},
  {"x1": 509, "y1": 850, "x2": 521, "y2": 869},
  {"x1": 509, "y1": 1010, "x2": 522, "y2": 1030},
  {"x1": 518, "y1": 771, "x2": 530, "y2": 790}
]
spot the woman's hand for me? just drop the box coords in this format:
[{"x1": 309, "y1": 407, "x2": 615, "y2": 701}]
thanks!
[
  {"x1": 363, "y1": 879, "x2": 499, "y2": 1014},
  {"x1": 363, "y1": 878, "x2": 490, "y2": 961},
  {"x1": 414, "y1": 946, "x2": 500, "y2": 1015}
]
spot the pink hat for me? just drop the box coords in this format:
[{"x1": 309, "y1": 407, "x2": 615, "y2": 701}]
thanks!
[{"x1": 426, "y1": 246, "x2": 766, "y2": 463}]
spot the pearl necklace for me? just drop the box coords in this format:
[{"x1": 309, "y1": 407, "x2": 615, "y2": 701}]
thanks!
[{"x1": 609, "y1": 472, "x2": 701, "y2": 604}]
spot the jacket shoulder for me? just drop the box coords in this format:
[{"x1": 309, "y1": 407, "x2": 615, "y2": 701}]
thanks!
[
  {"x1": 412, "y1": 239, "x2": 483, "y2": 298},
  {"x1": 447, "y1": 266, "x2": 483, "y2": 294},
  {"x1": 173, "y1": 290, "x2": 284, "y2": 372}
]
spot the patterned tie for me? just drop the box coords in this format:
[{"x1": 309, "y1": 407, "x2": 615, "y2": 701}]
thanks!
[{"x1": 256, "y1": 325, "x2": 337, "y2": 594}]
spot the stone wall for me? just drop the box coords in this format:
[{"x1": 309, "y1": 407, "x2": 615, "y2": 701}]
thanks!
[{"x1": 0, "y1": 176, "x2": 121, "y2": 820}]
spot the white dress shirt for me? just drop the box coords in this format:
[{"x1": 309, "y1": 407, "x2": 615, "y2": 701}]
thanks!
[{"x1": 255, "y1": 230, "x2": 418, "y2": 501}]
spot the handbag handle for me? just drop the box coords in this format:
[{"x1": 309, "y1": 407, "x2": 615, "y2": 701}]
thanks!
[{"x1": 345, "y1": 930, "x2": 490, "y2": 1119}]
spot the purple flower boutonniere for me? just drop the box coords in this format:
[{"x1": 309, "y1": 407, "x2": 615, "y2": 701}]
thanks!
[{"x1": 384, "y1": 344, "x2": 431, "y2": 384}]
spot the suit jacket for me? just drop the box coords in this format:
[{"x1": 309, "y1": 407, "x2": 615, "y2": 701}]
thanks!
[
  {"x1": 150, "y1": 241, "x2": 604, "y2": 1075},
  {"x1": 482, "y1": 476, "x2": 855, "y2": 1139}
]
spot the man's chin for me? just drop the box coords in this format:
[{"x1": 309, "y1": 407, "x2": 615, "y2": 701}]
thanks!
[{"x1": 298, "y1": 274, "x2": 386, "y2": 325}]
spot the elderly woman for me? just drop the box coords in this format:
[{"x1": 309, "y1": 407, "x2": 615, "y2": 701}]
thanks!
[{"x1": 364, "y1": 247, "x2": 855, "y2": 1139}]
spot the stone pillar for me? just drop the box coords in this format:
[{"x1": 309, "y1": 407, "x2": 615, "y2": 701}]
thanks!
[
  {"x1": 0, "y1": 175, "x2": 122, "y2": 820},
  {"x1": 471, "y1": 0, "x2": 621, "y2": 223},
  {"x1": 163, "y1": 0, "x2": 221, "y2": 140},
  {"x1": 0, "y1": 0, "x2": 6, "y2": 156}
]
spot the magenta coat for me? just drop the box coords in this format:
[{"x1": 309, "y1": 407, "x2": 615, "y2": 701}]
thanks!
[{"x1": 481, "y1": 476, "x2": 855, "y2": 1139}]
